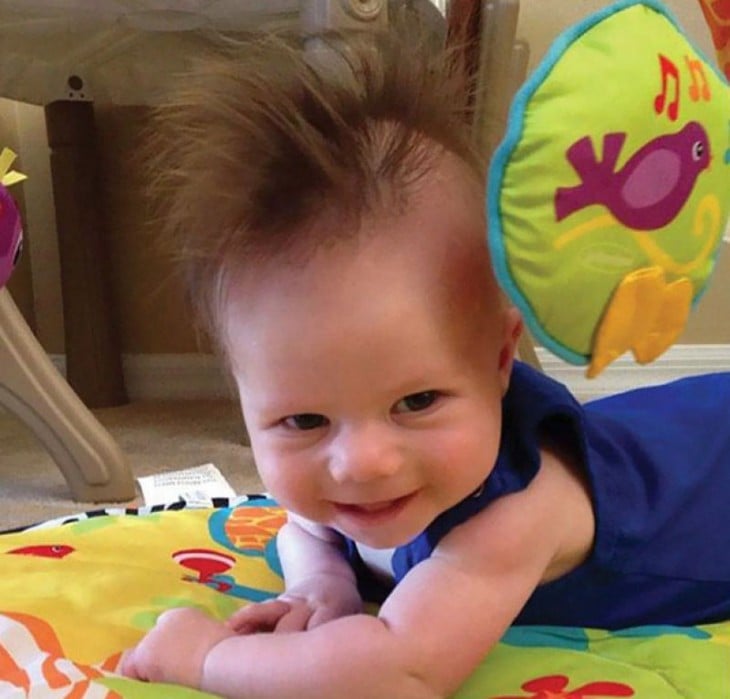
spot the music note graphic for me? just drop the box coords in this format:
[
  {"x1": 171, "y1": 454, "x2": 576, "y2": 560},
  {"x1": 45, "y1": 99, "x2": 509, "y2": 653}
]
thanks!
[
  {"x1": 654, "y1": 54, "x2": 680, "y2": 120},
  {"x1": 686, "y1": 56, "x2": 712, "y2": 102}
]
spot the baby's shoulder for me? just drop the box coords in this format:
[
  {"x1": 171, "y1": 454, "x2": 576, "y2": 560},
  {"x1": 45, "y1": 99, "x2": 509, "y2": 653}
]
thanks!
[{"x1": 440, "y1": 448, "x2": 594, "y2": 583}]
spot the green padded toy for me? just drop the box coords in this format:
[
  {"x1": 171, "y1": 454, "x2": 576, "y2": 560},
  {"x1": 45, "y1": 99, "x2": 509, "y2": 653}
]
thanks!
[{"x1": 488, "y1": 0, "x2": 730, "y2": 376}]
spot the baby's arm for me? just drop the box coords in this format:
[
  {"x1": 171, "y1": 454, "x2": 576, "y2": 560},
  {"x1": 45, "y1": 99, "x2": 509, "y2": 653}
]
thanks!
[
  {"x1": 227, "y1": 514, "x2": 362, "y2": 633},
  {"x1": 122, "y1": 450, "x2": 593, "y2": 698},
  {"x1": 122, "y1": 499, "x2": 551, "y2": 698}
]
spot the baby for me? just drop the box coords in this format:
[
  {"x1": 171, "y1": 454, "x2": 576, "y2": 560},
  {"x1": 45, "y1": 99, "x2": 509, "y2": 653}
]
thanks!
[{"x1": 121, "y1": 23, "x2": 730, "y2": 699}]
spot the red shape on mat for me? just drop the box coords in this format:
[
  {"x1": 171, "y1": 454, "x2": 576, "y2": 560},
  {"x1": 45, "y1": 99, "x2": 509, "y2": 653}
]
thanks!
[{"x1": 492, "y1": 673, "x2": 635, "y2": 699}]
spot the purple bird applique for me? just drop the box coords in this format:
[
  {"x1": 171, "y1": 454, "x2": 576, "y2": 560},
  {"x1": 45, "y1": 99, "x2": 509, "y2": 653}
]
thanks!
[{"x1": 554, "y1": 121, "x2": 711, "y2": 230}]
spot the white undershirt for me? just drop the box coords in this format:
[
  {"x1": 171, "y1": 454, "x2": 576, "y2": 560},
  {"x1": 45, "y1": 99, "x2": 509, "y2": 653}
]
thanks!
[
  {"x1": 355, "y1": 542, "x2": 397, "y2": 583},
  {"x1": 351, "y1": 484, "x2": 487, "y2": 583}
]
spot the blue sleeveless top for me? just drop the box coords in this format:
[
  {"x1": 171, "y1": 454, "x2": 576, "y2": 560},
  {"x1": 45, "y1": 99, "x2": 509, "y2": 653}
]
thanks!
[{"x1": 344, "y1": 362, "x2": 730, "y2": 628}]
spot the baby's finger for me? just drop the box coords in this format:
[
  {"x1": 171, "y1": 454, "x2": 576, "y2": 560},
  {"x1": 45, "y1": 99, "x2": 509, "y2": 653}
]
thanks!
[
  {"x1": 306, "y1": 604, "x2": 344, "y2": 630},
  {"x1": 119, "y1": 648, "x2": 142, "y2": 679},
  {"x1": 274, "y1": 600, "x2": 314, "y2": 633},
  {"x1": 227, "y1": 599, "x2": 291, "y2": 633}
]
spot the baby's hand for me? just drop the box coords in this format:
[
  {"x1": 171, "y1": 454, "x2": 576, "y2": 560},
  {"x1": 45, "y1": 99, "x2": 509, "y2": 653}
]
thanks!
[
  {"x1": 228, "y1": 580, "x2": 362, "y2": 634},
  {"x1": 121, "y1": 607, "x2": 235, "y2": 687},
  {"x1": 227, "y1": 598, "x2": 310, "y2": 634}
]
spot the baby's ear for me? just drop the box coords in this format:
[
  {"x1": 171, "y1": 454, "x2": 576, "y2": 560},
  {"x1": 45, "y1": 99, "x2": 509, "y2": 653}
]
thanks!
[{"x1": 498, "y1": 306, "x2": 523, "y2": 394}]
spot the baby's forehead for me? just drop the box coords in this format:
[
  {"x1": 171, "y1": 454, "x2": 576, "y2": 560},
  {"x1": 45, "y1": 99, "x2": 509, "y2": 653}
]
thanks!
[
  {"x1": 224, "y1": 238, "x2": 498, "y2": 376},
  {"x1": 224, "y1": 234, "x2": 500, "y2": 396}
]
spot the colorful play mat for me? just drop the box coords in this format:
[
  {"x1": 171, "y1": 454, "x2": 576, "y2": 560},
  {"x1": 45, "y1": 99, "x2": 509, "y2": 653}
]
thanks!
[{"x1": 1, "y1": 497, "x2": 728, "y2": 698}]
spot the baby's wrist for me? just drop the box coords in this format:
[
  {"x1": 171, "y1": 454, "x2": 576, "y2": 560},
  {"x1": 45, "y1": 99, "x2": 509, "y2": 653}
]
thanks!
[{"x1": 198, "y1": 627, "x2": 237, "y2": 691}]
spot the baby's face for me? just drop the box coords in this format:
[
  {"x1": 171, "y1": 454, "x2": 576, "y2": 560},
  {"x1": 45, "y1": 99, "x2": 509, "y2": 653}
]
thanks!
[{"x1": 224, "y1": 156, "x2": 521, "y2": 548}]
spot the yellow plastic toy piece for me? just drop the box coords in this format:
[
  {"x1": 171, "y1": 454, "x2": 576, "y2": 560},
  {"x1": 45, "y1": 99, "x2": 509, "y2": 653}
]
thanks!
[
  {"x1": 588, "y1": 266, "x2": 693, "y2": 378},
  {"x1": 0, "y1": 148, "x2": 27, "y2": 186}
]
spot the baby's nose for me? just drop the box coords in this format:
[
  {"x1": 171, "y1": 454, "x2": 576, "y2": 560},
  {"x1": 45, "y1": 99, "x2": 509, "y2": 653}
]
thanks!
[{"x1": 328, "y1": 424, "x2": 403, "y2": 484}]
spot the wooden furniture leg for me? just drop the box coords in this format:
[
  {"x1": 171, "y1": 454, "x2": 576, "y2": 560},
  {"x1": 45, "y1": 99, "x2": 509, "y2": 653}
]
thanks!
[
  {"x1": 44, "y1": 100, "x2": 128, "y2": 408},
  {"x1": 0, "y1": 288, "x2": 134, "y2": 502}
]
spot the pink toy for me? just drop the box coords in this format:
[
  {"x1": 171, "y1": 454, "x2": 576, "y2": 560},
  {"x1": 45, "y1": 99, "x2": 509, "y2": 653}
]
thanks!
[
  {"x1": 0, "y1": 148, "x2": 26, "y2": 289},
  {"x1": 0, "y1": 183, "x2": 23, "y2": 289}
]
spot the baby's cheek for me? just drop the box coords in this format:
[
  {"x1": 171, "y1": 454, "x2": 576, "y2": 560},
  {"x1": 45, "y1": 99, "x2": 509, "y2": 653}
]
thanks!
[{"x1": 258, "y1": 457, "x2": 318, "y2": 508}]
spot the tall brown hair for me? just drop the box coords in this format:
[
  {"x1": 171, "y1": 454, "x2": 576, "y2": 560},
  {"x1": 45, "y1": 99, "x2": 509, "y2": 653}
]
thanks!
[{"x1": 146, "y1": 20, "x2": 483, "y2": 342}]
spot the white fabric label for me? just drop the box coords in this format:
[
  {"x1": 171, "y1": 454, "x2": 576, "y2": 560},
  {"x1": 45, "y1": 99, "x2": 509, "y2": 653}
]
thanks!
[{"x1": 137, "y1": 463, "x2": 236, "y2": 507}]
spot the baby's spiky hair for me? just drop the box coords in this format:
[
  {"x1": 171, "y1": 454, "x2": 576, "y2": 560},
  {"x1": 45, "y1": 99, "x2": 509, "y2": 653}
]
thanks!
[{"x1": 146, "y1": 21, "x2": 482, "y2": 341}]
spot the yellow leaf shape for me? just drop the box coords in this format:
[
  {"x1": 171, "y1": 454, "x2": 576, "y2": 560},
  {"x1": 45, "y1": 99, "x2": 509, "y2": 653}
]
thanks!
[{"x1": 588, "y1": 267, "x2": 692, "y2": 377}]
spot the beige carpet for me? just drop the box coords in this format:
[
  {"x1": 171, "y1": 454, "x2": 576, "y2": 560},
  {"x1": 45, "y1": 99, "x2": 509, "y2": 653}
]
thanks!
[{"x1": 0, "y1": 400, "x2": 266, "y2": 532}]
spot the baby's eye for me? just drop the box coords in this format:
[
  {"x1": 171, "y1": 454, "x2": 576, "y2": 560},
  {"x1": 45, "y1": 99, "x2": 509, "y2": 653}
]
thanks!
[
  {"x1": 282, "y1": 413, "x2": 329, "y2": 430},
  {"x1": 393, "y1": 391, "x2": 439, "y2": 414}
]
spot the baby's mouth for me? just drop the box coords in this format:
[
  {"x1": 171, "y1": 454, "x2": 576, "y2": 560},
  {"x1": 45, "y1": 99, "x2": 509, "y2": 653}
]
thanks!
[{"x1": 334, "y1": 493, "x2": 416, "y2": 521}]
